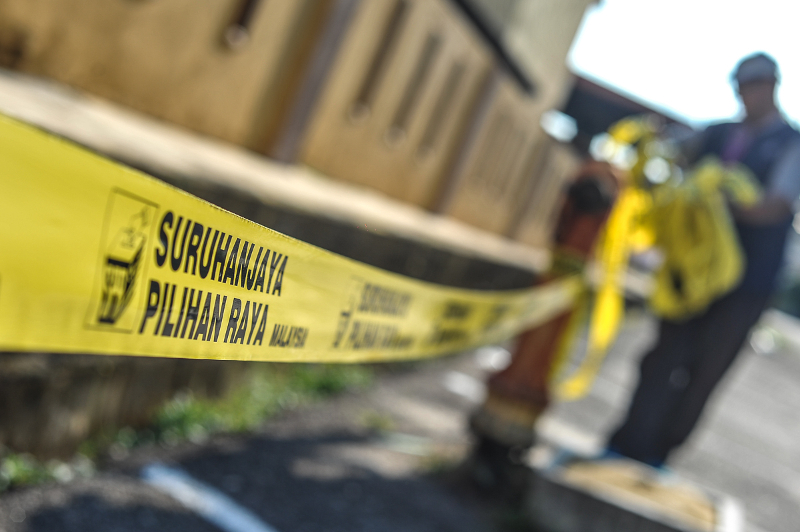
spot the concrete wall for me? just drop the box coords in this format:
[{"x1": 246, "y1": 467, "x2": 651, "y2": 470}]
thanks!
[
  {"x1": 503, "y1": 0, "x2": 594, "y2": 118},
  {"x1": 504, "y1": 0, "x2": 593, "y2": 243},
  {"x1": 0, "y1": 0, "x2": 326, "y2": 148},
  {"x1": 438, "y1": 0, "x2": 592, "y2": 235}
]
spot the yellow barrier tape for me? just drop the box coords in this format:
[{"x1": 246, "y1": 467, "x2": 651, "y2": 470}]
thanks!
[
  {"x1": 553, "y1": 188, "x2": 650, "y2": 400},
  {"x1": 0, "y1": 115, "x2": 581, "y2": 362},
  {"x1": 649, "y1": 157, "x2": 761, "y2": 320}
]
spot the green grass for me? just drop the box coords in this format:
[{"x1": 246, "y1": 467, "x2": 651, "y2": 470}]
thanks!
[
  {"x1": 0, "y1": 453, "x2": 95, "y2": 492},
  {"x1": 151, "y1": 363, "x2": 373, "y2": 443},
  {"x1": 1, "y1": 363, "x2": 373, "y2": 492}
]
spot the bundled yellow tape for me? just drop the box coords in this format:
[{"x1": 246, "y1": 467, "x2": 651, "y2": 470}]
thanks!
[
  {"x1": 553, "y1": 187, "x2": 651, "y2": 400},
  {"x1": 0, "y1": 115, "x2": 580, "y2": 362},
  {"x1": 551, "y1": 116, "x2": 764, "y2": 400},
  {"x1": 649, "y1": 157, "x2": 761, "y2": 319}
]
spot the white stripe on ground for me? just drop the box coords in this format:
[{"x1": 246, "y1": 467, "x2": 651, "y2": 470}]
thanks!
[
  {"x1": 716, "y1": 496, "x2": 745, "y2": 532},
  {"x1": 473, "y1": 346, "x2": 511, "y2": 371},
  {"x1": 535, "y1": 415, "x2": 602, "y2": 457},
  {"x1": 141, "y1": 463, "x2": 280, "y2": 532},
  {"x1": 442, "y1": 371, "x2": 485, "y2": 403}
]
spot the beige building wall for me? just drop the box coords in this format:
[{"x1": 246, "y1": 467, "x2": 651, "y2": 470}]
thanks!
[
  {"x1": 0, "y1": 0, "x2": 328, "y2": 148},
  {"x1": 440, "y1": 0, "x2": 592, "y2": 237},
  {"x1": 503, "y1": 0, "x2": 594, "y2": 119},
  {"x1": 298, "y1": 0, "x2": 495, "y2": 209},
  {"x1": 465, "y1": 0, "x2": 594, "y2": 115},
  {"x1": 506, "y1": 0, "x2": 593, "y2": 245},
  {"x1": 0, "y1": 0, "x2": 592, "y2": 245}
]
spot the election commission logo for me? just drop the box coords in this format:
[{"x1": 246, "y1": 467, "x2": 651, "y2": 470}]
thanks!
[{"x1": 85, "y1": 190, "x2": 158, "y2": 332}]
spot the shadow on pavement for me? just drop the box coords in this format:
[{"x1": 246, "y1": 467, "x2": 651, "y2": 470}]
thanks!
[
  {"x1": 173, "y1": 430, "x2": 495, "y2": 532},
  {"x1": 22, "y1": 493, "x2": 219, "y2": 532}
]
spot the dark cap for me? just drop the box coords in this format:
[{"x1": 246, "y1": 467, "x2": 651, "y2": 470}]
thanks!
[{"x1": 732, "y1": 53, "x2": 779, "y2": 85}]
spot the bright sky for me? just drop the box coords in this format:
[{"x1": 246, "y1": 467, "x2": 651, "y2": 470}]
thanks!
[{"x1": 568, "y1": 0, "x2": 800, "y2": 127}]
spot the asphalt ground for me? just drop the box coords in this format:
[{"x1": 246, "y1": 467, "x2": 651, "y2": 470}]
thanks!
[
  {"x1": 1, "y1": 312, "x2": 799, "y2": 532},
  {"x1": 0, "y1": 353, "x2": 501, "y2": 532}
]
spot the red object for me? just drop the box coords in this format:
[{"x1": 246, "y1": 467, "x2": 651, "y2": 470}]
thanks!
[{"x1": 471, "y1": 161, "x2": 619, "y2": 447}]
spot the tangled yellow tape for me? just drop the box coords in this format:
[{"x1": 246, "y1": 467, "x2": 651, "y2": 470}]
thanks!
[{"x1": 0, "y1": 115, "x2": 580, "y2": 362}]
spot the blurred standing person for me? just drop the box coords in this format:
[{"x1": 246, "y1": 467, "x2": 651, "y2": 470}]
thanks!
[{"x1": 607, "y1": 53, "x2": 800, "y2": 467}]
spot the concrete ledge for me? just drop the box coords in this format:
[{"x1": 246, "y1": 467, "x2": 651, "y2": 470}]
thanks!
[{"x1": 525, "y1": 459, "x2": 744, "y2": 532}]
